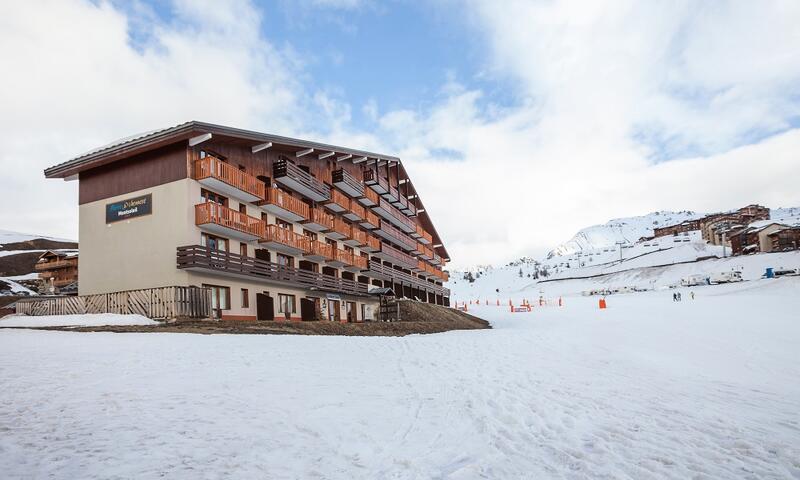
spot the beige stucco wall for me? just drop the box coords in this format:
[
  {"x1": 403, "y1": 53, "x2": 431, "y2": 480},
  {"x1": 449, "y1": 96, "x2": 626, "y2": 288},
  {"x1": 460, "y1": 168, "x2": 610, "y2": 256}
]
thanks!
[{"x1": 79, "y1": 179, "x2": 197, "y2": 295}]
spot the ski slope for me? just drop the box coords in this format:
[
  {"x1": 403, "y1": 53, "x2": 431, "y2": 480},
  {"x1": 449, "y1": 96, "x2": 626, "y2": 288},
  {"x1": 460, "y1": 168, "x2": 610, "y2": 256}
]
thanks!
[{"x1": 1, "y1": 278, "x2": 799, "y2": 479}]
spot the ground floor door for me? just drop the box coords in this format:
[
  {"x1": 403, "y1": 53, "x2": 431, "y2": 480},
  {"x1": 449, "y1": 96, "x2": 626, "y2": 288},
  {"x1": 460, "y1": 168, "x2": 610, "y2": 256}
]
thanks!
[
  {"x1": 256, "y1": 293, "x2": 274, "y2": 321},
  {"x1": 346, "y1": 301, "x2": 356, "y2": 322},
  {"x1": 327, "y1": 300, "x2": 341, "y2": 322},
  {"x1": 300, "y1": 298, "x2": 316, "y2": 321}
]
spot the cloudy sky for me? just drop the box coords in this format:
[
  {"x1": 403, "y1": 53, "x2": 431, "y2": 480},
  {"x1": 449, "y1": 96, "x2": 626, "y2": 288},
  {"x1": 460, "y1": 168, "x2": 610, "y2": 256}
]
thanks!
[{"x1": 1, "y1": 0, "x2": 799, "y2": 267}]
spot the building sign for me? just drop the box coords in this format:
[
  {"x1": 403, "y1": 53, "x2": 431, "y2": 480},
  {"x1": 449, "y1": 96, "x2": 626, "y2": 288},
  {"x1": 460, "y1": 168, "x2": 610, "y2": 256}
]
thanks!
[{"x1": 105, "y1": 194, "x2": 152, "y2": 224}]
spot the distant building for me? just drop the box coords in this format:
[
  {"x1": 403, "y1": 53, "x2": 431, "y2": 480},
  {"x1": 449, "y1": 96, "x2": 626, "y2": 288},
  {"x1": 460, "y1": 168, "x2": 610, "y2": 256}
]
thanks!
[
  {"x1": 34, "y1": 251, "x2": 79, "y2": 295},
  {"x1": 767, "y1": 226, "x2": 800, "y2": 252},
  {"x1": 728, "y1": 223, "x2": 788, "y2": 256},
  {"x1": 652, "y1": 204, "x2": 771, "y2": 246}
]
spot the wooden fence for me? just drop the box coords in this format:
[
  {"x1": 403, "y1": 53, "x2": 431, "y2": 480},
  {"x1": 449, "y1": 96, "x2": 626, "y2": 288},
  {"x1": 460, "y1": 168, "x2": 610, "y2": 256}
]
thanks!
[{"x1": 14, "y1": 286, "x2": 211, "y2": 320}]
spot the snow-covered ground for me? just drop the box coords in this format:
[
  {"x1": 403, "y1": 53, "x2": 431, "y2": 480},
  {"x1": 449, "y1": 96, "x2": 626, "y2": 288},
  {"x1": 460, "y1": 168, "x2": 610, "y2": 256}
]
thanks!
[
  {"x1": 0, "y1": 313, "x2": 157, "y2": 328},
  {"x1": 0, "y1": 277, "x2": 36, "y2": 295},
  {"x1": 1, "y1": 278, "x2": 798, "y2": 478}
]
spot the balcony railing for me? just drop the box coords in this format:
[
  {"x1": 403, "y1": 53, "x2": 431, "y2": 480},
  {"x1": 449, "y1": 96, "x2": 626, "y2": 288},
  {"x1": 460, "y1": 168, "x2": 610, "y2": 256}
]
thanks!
[
  {"x1": 413, "y1": 224, "x2": 433, "y2": 244},
  {"x1": 376, "y1": 243, "x2": 417, "y2": 269},
  {"x1": 373, "y1": 197, "x2": 415, "y2": 233},
  {"x1": 177, "y1": 245, "x2": 369, "y2": 296},
  {"x1": 194, "y1": 156, "x2": 265, "y2": 202},
  {"x1": 363, "y1": 169, "x2": 389, "y2": 194},
  {"x1": 273, "y1": 158, "x2": 331, "y2": 202},
  {"x1": 343, "y1": 199, "x2": 366, "y2": 222},
  {"x1": 418, "y1": 243, "x2": 434, "y2": 260},
  {"x1": 324, "y1": 189, "x2": 349, "y2": 213},
  {"x1": 305, "y1": 240, "x2": 334, "y2": 261},
  {"x1": 195, "y1": 202, "x2": 265, "y2": 241},
  {"x1": 361, "y1": 235, "x2": 380, "y2": 252},
  {"x1": 327, "y1": 217, "x2": 352, "y2": 240},
  {"x1": 332, "y1": 169, "x2": 364, "y2": 198},
  {"x1": 358, "y1": 186, "x2": 380, "y2": 207},
  {"x1": 301, "y1": 207, "x2": 334, "y2": 232},
  {"x1": 359, "y1": 210, "x2": 380, "y2": 230},
  {"x1": 257, "y1": 187, "x2": 310, "y2": 222},
  {"x1": 260, "y1": 225, "x2": 311, "y2": 255},
  {"x1": 35, "y1": 259, "x2": 77, "y2": 271},
  {"x1": 375, "y1": 220, "x2": 417, "y2": 251},
  {"x1": 366, "y1": 260, "x2": 448, "y2": 296}
]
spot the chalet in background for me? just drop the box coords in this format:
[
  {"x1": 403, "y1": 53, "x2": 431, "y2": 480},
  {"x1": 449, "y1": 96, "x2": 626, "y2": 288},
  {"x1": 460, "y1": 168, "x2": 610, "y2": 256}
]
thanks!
[
  {"x1": 35, "y1": 251, "x2": 78, "y2": 294},
  {"x1": 44, "y1": 121, "x2": 450, "y2": 321}
]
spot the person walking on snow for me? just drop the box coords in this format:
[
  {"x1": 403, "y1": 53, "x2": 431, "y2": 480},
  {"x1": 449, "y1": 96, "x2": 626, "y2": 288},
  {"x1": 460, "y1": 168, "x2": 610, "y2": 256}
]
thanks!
[
  {"x1": 672, "y1": 292, "x2": 677, "y2": 302},
  {"x1": 677, "y1": 292, "x2": 682, "y2": 302},
  {"x1": 690, "y1": 291, "x2": 695, "y2": 300}
]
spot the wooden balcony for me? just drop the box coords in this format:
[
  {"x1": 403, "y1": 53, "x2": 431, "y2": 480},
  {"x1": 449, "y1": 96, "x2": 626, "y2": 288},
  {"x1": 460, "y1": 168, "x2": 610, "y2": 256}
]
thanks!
[
  {"x1": 417, "y1": 260, "x2": 430, "y2": 276},
  {"x1": 195, "y1": 202, "x2": 265, "y2": 241},
  {"x1": 194, "y1": 156, "x2": 266, "y2": 203},
  {"x1": 326, "y1": 248, "x2": 353, "y2": 268},
  {"x1": 418, "y1": 243, "x2": 434, "y2": 260},
  {"x1": 343, "y1": 225, "x2": 367, "y2": 247},
  {"x1": 414, "y1": 225, "x2": 433, "y2": 244},
  {"x1": 304, "y1": 240, "x2": 334, "y2": 262},
  {"x1": 401, "y1": 199, "x2": 417, "y2": 216},
  {"x1": 343, "y1": 199, "x2": 366, "y2": 222},
  {"x1": 257, "y1": 187, "x2": 309, "y2": 222},
  {"x1": 177, "y1": 245, "x2": 369, "y2": 297},
  {"x1": 300, "y1": 207, "x2": 334, "y2": 232},
  {"x1": 365, "y1": 260, "x2": 448, "y2": 296},
  {"x1": 345, "y1": 253, "x2": 368, "y2": 272},
  {"x1": 323, "y1": 189, "x2": 349, "y2": 214},
  {"x1": 360, "y1": 235, "x2": 381, "y2": 253},
  {"x1": 332, "y1": 169, "x2": 364, "y2": 198},
  {"x1": 375, "y1": 220, "x2": 417, "y2": 251},
  {"x1": 373, "y1": 197, "x2": 415, "y2": 233},
  {"x1": 327, "y1": 217, "x2": 351, "y2": 240},
  {"x1": 359, "y1": 210, "x2": 380, "y2": 230},
  {"x1": 363, "y1": 169, "x2": 389, "y2": 194},
  {"x1": 383, "y1": 184, "x2": 400, "y2": 203},
  {"x1": 273, "y1": 158, "x2": 330, "y2": 202},
  {"x1": 35, "y1": 259, "x2": 77, "y2": 271},
  {"x1": 373, "y1": 243, "x2": 417, "y2": 269},
  {"x1": 260, "y1": 224, "x2": 310, "y2": 255},
  {"x1": 357, "y1": 186, "x2": 380, "y2": 207},
  {"x1": 430, "y1": 252, "x2": 442, "y2": 265}
]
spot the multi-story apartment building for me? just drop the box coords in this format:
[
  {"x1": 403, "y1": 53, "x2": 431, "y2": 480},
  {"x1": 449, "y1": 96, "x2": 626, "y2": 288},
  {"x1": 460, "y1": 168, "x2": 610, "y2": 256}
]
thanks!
[{"x1": 44, "y1": 122, "x2": 450, "y2": 321}]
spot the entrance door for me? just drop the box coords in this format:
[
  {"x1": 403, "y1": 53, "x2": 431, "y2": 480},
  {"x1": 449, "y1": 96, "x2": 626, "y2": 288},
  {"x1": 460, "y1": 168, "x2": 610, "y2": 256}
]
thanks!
[
  {"x1": 327, "y1": 300, "x2": 341, "y2": 322},
  {"x1": 346, "y1": 301, "x2": 356, "y2": 322},
  {"x1": 300, "y1": 298, "x2": 316, "y2": 321},
  {"x1": 256, "y1": 293, "x2": 274, "y2": 321}
]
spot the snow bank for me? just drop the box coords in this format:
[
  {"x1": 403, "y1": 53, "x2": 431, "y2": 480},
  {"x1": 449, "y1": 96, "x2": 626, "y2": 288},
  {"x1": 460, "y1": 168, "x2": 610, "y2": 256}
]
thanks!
[
  {"x1": 0, "y1": 279, "x2": 798, "y2": 478},
  {"x1": 0, "y1": 313, "x2": 158, "y2": 328}
]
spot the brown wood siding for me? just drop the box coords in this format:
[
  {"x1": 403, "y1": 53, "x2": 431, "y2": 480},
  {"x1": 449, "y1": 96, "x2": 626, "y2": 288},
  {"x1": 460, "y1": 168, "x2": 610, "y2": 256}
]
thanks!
[{"x1": 79, "y1": 143, "x2": 188, "y2": 204}]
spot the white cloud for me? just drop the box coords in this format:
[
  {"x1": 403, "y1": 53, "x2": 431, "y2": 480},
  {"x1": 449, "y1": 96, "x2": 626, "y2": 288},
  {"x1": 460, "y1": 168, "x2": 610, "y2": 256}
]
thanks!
[{"x1": 0, "y1": 0, "x2": 798, "y2": 270}]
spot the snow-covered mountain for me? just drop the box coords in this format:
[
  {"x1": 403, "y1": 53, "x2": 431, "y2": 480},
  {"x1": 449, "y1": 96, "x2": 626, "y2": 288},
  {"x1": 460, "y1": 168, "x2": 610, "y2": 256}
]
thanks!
[
  {"x1": 0, "y1": 229, "x2": 74, "y2": 247},
  {"x1": 547, "y1": 211, "x2": 703, "y2": 257}
]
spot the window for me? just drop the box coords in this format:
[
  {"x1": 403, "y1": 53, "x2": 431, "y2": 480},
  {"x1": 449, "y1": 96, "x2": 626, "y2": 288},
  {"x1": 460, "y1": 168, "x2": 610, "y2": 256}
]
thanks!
[
  {"x1": 204, "y1": 284, "x2": 230, "y2": 311},
  {"x1": 325, "y1": 238, "x2": 337, "y2": 247},
  {"x1": 277, "y1": 253, "x2": 294, "y2": 268},
  {"x1": 241, "y1": 289, "x2": 249, "y2": 309},
  {"x1": 276, "y1": 218, "x2": 292, "y2": 230},
  {"x1": 238, "y1": 164, "x2": 246, "y2": 172},
  {"x1": 261, "y1": 212, "x2": 268, "y2": 222},
  {"x1": 239, "y1": 242, "x2": 248, "y2": 257},
  {"x1": 303, "y1": 230, "x2": 317, "y2": 241},
  {"x1": 201, "y1": 188, "x2": 228, "y2": 206},
  {"x1": 238, "y1": 203, "x2": 247, "y2": 215},
  {"x1": 278, "y1": 294, "x2": 296, "y2": 314},
  {"x1": 202, "y1": 233, "x2": 228, "y2": 252},
  {"x1": 344, "y1": 245, "x2": 354, "y2": 254}
]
